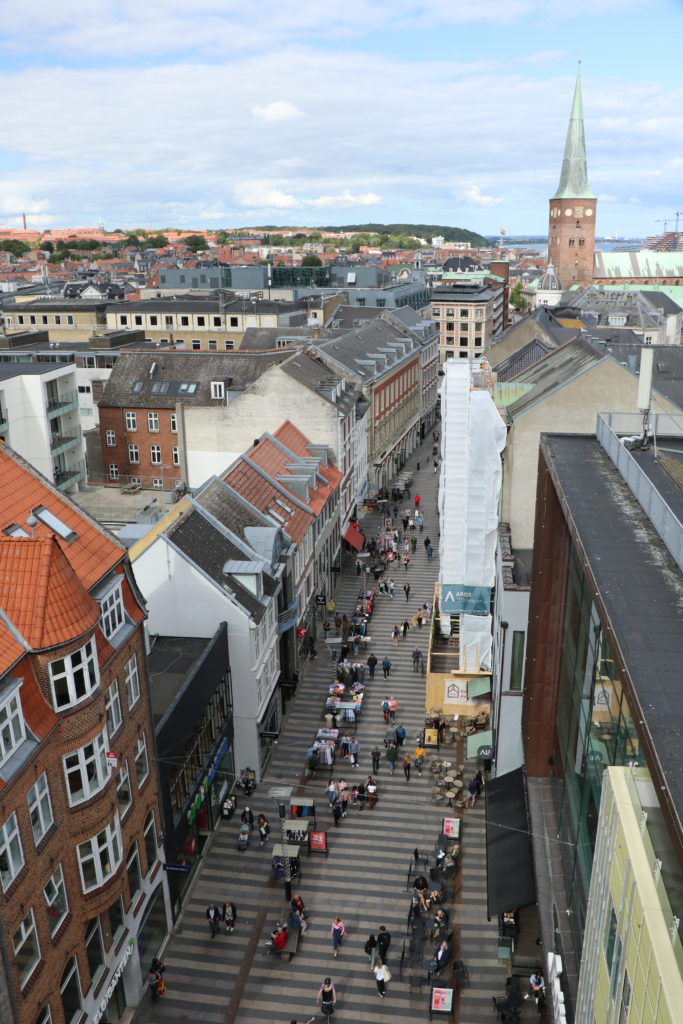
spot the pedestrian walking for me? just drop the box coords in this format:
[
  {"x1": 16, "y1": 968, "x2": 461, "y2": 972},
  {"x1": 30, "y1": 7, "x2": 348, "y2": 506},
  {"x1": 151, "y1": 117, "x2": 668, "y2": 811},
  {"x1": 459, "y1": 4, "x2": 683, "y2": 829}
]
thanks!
[
  {"x1": 222, "y1": 901, "x2": 237, "y2": 933},
  {"x1": 404, "y1": 581, "x2": 411, "y2": 602},
  {"x1": 403, "y1": 753, "x2": 412, "y2": 781},
  {"x1": 427, "y1": 543, "x2": 433, "y2": 561},
  {"x1": 367, "y1": 653, "x2": 377, "y2": 678},
  {"x1": 240, "y1": 806, "x2": 254, "y2": 829},
  {"x1": 411, "y1": 535, "x2": 417, "y2": 553},
  {"x1": 356, "y1": 559, "x2": 362, "y2": 576},
  {"x1": 414, "y1": 744, "x2": 426, "y2": 775},
  {"x1": 424, "y1": 536, "x2": 431, "y2": 550},
  {"x1": 395, "y1": 722, "x2": 406, "y2": 747},
  {"x1": 366, "y1": 776, "x2": 378, "y2": 808},
  {"x1": 381, "y1": 696, "x2": 391, "y2": 721},
  {"x1": 414, "y1": 494, "x2": 421, "y2": 508},
  {"x1": 331, "y1": 917, "x2": 346, "y2": 957},
  {"x1": 417, "y1": 609, "x2": 424, "y2": 628},
  {"x1": 257, "y1": 814, "x2": 270, "y2": 845},
  {"x1": 402, "y1": 553, "x2": 410, "y2": 571},
  {"x1": 388, "y1": 579, "x2": 395, "y2": 598},
  {"x1": 206, "y1": 903, "x2": 221, "y2": 937},
  {"x1": 466, "y1": 776, "x2": 479, "y2": 808},
  {"x1": 365, "y1": 933, "x2": 378, "y2": 968},
  {"x1": 389, "y1": 697, "x2": 398, "y2": 721},
  {"x1": 382, "y1": 656, "x2": 391, "y2": 678},
  {"x1": 374, "y1": 959, "x2": 390, "y2": 998},
  {"x1": 377, "y1": 925, "x2": 391, "y2": 961},
  {"x1": 412, "y1": 646, "x2": 422, "y2": 672},
  {"x1": 371, "y1": 746, "x2": 381, "y2": 773},
  {"x1": 148, "y1": 957, "x2": 165, "y2": 1001},
  {"x1": 391, "y1": 625, "x2": 400, "y2": 647},
  {"x1": 327, "y1": 779, "x2": 338, "y2": 805},
  {"x1": 317, "y1": 977, "x2": 337, "y2": 1016},
  {"x1": 401, "y1": 617, "x2": 409, "y2": 638},
  {"x1": 385, "y1": 744, "x2": 398, "y2": 773},
  {"x1": 349, "y1": 737, "x2": 360, "y2": 767}
]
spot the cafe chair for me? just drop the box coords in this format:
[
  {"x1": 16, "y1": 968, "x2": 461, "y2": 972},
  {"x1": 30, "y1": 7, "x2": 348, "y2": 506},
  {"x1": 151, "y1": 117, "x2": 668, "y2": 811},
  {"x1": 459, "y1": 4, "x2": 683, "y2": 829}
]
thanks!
[
  {"x1": 492, "y1": 996, "x2": 522, "y2": 1021},
  {"x1": 453, "y1": 959, "x2": 469, "y2": 987}
]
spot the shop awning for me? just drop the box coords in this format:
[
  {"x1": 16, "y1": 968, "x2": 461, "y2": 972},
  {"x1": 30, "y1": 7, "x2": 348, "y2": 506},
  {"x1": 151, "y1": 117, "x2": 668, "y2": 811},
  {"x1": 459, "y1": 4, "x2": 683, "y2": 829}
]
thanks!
[
  {"x1": 344, "y1": 523, "x2": 365, "y2": 551},
  {"x1": 467, "y1": 677, "x2": 492, "y2": 699},
  {"x1": 466, "y1": 728, "x2": 493, "y2": 760},
  {"x1": 485, "y1": 766, "x2": 536, "y2": 918}
]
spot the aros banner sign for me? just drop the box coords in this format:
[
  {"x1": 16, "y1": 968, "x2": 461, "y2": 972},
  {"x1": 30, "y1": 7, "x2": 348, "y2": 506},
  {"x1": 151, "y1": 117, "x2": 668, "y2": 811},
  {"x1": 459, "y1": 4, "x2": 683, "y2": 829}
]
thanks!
[{"x1": 441, "y1": 584, "x2": 490, "y2": 616}]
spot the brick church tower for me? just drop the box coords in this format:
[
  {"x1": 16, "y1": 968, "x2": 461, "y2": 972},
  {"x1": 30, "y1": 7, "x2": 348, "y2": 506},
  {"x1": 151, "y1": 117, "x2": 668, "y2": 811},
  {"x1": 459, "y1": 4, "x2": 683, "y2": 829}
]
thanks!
[{"x1": 548, "y1": 69, "x2": 597, "y2": 286}]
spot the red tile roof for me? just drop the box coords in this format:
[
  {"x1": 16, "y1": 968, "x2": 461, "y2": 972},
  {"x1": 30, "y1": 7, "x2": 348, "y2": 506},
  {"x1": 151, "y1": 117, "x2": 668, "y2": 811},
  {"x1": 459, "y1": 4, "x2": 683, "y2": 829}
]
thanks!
[
  {"x1": 0, "y1": 446, "x2": 124, "y2": 590},
  {"x1": 0, "y1": 537, "x2": 100, "y2": 654},
  {"x1": 274, "y1": 421, "x2": 342, "y2": 492},
  {"x1": 17, "y1": 659, "x2": 58, "y2": 741},
  {"x1": 222, "y1": 459, "x2": 312, "y2": 545},
  {"x1": 249, "y1": 428, "x2": 340, "y2": 516}
]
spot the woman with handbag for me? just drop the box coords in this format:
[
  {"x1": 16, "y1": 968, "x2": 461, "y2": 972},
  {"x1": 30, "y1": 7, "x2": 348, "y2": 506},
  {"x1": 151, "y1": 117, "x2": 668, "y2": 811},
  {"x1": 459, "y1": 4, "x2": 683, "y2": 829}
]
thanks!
[
  {"x1": 331, "y1": 917, "x2": 346, "y2": 957},
  {"x1": 373, "y1": 958, "x2": 391, "y2": 998}
]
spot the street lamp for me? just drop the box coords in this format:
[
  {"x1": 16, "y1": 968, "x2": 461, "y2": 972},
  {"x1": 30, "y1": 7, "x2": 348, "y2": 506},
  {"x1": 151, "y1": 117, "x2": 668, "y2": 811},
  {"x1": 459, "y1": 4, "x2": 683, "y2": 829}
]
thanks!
[{"x1": 268, "y1": 784, "x2": 293, "y2": 900}]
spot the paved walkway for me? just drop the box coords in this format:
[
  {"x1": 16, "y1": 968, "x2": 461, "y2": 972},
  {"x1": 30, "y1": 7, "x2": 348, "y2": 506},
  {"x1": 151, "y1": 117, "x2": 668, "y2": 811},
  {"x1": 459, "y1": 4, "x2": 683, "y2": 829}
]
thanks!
[{"x1": 133, "y1": 437, "x2": 524, "y2": 1023}]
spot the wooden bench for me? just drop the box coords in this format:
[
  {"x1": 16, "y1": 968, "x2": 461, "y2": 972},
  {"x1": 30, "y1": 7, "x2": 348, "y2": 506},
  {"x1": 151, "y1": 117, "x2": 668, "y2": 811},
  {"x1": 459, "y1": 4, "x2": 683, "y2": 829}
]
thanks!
[{"x1": 278, "y1": 925, "x2": 302, "y2": 962}]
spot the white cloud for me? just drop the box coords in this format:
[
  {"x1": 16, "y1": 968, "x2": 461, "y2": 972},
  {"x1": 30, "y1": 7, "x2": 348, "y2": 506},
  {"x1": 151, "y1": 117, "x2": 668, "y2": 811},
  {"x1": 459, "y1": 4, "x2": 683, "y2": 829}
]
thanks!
[
  {"x1": 234, "y1": 182, "x2": 381, "y2": 211},
  {"x1": 308, "y1": 190, "x2": 381, "y2": 209},
  {"x1": 250, "y1": 100, "x2": 303, "y2": 122},
  {"x1": 463, "y1": 185, "x2": 503, "y2": 207}
]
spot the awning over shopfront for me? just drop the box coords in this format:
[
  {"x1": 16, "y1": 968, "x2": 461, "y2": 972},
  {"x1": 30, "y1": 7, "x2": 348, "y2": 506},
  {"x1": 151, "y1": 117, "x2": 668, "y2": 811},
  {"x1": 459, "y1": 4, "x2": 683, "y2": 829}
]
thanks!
[
  {"x1": 466, "y1": 728, "x2": 493, "y2": 760},
  {"x1": 485, "y1": 766, "x2": 536, "y2": 918},
  {"x1": 467, "y1": 677, "x2": 492, "y2": 699},
  {"x1": 344, "y1": 523, "x2": 365, "y2": 551}
]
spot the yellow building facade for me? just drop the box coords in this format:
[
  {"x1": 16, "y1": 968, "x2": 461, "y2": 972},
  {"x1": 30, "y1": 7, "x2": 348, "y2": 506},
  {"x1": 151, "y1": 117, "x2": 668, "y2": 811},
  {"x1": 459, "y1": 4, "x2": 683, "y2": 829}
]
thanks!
[{"x1": 576, "y1": 767, "x2": 683, "y2": 1023}]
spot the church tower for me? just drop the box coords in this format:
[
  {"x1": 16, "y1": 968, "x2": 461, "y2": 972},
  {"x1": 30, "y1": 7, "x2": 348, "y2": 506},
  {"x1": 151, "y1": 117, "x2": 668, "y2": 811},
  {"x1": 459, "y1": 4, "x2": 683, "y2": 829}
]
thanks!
[{"x1": 548, "y1": 68, "x2": 597, "y2": 285}]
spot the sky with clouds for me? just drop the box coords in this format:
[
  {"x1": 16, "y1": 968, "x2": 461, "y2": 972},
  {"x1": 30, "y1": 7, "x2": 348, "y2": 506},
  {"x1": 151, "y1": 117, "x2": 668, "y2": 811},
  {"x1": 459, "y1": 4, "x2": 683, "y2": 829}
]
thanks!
[{"x1": 0, "y1": 0, "x2": 681, "y2": 237}]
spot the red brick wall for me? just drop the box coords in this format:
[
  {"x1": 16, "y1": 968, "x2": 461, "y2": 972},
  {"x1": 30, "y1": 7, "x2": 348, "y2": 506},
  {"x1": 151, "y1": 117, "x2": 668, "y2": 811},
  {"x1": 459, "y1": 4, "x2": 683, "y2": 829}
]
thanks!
[
  {"x1": 547, "y1": 198, "x2": 597, "y2": 286},
  {"x1": 98, "y1": 405, "x2": 181, "y2": 488}
]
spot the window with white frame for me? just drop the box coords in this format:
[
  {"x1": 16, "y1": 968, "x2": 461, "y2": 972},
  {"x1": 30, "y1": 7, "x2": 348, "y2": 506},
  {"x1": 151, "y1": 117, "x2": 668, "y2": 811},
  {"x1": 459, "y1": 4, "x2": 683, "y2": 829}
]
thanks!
[
  {"x1": 63, "y1": 729, "x2": 108, "y2": 806},
  {"x1": 124, "y1": 655, "x2": 140, "y2": 708},
  {"x1": 152, "y1": 478, "x2": 163, "y2": 489},
  {"x1": 117, "y1": 761, "x2": 132, "y2": 818},
  {"x1": 100, "y1": 581, "x2": 125, "y2": 640},
  {"x1": 27, "y1": 773, "x2": 54, "y2": 845},
  {"x1": 150, "y1": 444, "x2": 161, "y2": 464},
  {"x1": 44, "y1": 863, "x2": 68, "y2": 936},
  {"x1": 48, "y1": 637, "x2": 99, "y2": 710},
  {"x1": 172, "y1": 446, "x2": 179, "y2": 466},
  {"x1": 148, "y1": 412, "x2": 159, "y2": 432},
  {"x1": 0, "y1": 812, "x2": 24, "y2": 890},
  {"x1": 60, "y1": 957, "x2": 83, "y2": 1024},
  {"x1": 210, "y1": 381, "x2": 224, "y2": 400},
  {"x1": 105, "y1": 430, "x2": 116, "y2": 447},
  {"x1": 128, "y1": 443, "x2": 140, "y2": 464},
  {"x1": 130, "y1": 476, "x2": 141, "y2": 486},
  {"x1": 0, "y1": 688, "x2": 26, "y2": 765},
  {"x1": 13, "y1": 909, "x2": 40, "y2": 988},
  {"x1": 143, "y1": 810, "x2": 157, "y2": 870},
  {"x1": 135, "y1": 733, "x2": 149, "y2": 786},
  {"x1": 36, "y1": 1005, "x2": 53, "y2": 1024},
  {"x1": 169, "y1": 413, "x2": 177, "y2": 433},
  {"x1": 108, "y1": 464, "x2": 119, "y2": 481},
  {"x1": 105, "y1": 681, "x2": 122, "y2": 736},
  {"x1": 125, "y1": 411, "x2": 137, "y2": 430},
  {"x1": 126, "y1": 842, "x2": 142, "y2": 899},
  {"x1": 76, "y1": 818, "x2": 122, "y2": 892}
]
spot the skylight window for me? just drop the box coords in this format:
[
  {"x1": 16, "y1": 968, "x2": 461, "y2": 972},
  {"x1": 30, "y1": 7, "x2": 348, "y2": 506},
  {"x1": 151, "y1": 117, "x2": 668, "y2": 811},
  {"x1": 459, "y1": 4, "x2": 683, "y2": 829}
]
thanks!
[
  {"x1": 150, "y1": 381, "x2": 170, "y2": 394},
  {"x1": 132, "y1": 381, "x2": 144, "y2": 394},
  {"x1": 4, "y1": 525, "x2": 29, "y2": 538},
  {"x1": 178, "y1": 382, "x2": 198, "y2": 394},
  {"x1": 275, "y1": 498, "x2": 293, "y2": 515},
  {"x1": 267, "y1": 508, "x2": 285, "y2": 524},
  {"x1": 32, "y1": 506, "x2": 76, "y2": 542}
]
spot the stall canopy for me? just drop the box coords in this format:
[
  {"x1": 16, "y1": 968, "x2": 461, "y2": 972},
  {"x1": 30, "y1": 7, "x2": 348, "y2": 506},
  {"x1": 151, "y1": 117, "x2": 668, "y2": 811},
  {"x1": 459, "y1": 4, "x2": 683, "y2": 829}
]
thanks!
[
  {"x1": 344, "y1": 524, "x2": 365, "y2": 551},
  {"x1": 466, "y1": 729, "x2": 492, "y2": 759},
  {"x1": 485, "y1": 766, "x2": 536, "y2": 918}
]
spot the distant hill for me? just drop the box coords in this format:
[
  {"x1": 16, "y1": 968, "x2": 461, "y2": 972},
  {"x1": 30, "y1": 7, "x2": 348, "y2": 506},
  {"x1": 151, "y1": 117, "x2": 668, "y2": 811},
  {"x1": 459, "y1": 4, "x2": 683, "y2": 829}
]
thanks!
[{"x1": 321, "y1": 223, "x2": 489, "y2": 247}]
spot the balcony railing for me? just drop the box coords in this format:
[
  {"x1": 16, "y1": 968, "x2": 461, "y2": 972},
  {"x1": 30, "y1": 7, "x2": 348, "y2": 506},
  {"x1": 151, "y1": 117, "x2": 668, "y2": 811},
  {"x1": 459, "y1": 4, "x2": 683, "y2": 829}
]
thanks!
[
  {"x1": 50, "y1": 428, "x2": 82, "y2": 455},
  {"x1": 46, "y1": 389, "x2": 78, "y2": 418},
  {"x1": 54, "y1": 460, "x2": 85, "y2": 490}
]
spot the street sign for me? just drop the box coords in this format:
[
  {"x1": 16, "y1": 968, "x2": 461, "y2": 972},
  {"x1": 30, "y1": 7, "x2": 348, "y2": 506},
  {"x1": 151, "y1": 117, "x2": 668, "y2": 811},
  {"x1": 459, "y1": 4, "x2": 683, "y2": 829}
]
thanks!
[
  {"x1": 478, "y1": 745, "x2": 493, "y2": 760},
  {"x1": 309, "y1": 831, "x2": 328, "y2": 854},
  {"x1": 163, "y1": 862, "x2": 190, "y2": 874}
]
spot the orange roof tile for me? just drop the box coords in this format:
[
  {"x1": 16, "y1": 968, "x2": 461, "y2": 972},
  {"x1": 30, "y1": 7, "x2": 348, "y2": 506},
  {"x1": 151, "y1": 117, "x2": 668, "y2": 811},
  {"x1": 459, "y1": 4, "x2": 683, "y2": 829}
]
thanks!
[
  {"x1": 0, "y1": 446, "x2": 123, "y2": 590},
  {"x1": 248, "y1": 430, "x2": 340, "y2": 516},
  {"x1": 0, "y1": 537, "x2": 100, "y2": 651},
  {"x1": 222, "y1": 460, "x2": 312, "y2": 545},
  {"x1": 0, "y1": 620, "x2": 25, "y2": 674},
  {"x1": 17, "y1": 659, "x2": 58, "y2": 741},
  {"x1": 274, "y1": 421, "x2": 343, "y2": 490}
]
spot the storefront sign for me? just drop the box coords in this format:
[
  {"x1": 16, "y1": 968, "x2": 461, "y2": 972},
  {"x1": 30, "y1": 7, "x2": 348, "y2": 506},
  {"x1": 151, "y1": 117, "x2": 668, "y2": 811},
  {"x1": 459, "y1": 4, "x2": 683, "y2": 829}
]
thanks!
[
  {"x1": 441, "y1": 584, "x2": 490, "y2": 616},
  {"x1": 164, "y1": 862, "x2": 191, "y2": 873},
  {"x1": 442, "y1": 817, "x2": 460, "y2": 838},
  {"x1": 478, "y1": 744, "x2": 493, "y2": 760},
  {"x1": 106, "y1": 751, "x2": 118, "y2": 769},
  {"x1": 286, "y1": 826, "x2": 309, "y2": 843},
  {"x1": 93, "y1": 944, "x2": 133, "y2": 1023},
  {"x1": 431, "y1": 987, "x2": 454, "y2": 1012},
  {"x1": 309, "y1": 830, "x2": 328, "y2": 853}
]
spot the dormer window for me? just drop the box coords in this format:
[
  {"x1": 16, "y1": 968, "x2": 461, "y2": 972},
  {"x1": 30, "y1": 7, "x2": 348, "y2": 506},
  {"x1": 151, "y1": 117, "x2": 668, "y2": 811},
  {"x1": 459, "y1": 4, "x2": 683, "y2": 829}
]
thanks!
[
  {"x1": 210, "y1": 381, "x2": 225, "y2": 400},
  {"x1": 48, "y1": 637, "x2": 99, "y2": 711},
  {"x1": 100, "y1": 581, "x2": 125, "y2": 640},
  {"x1": 0, "y1": 686, "x2": 25, "y2": 767}
]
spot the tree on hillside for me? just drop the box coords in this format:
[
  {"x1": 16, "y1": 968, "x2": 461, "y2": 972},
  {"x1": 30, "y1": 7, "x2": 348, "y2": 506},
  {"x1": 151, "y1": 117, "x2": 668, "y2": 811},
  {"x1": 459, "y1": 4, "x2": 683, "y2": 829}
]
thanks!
[
  {"x1": 42, "y1": 240, "x2": 54, "y2": 253},
  {"x1": 0, "y1": 239, "x2": 31, "y2": 257},
  {"x1": 181, "y1": 234, "x2": 208, "y2": 252},
  {"x1": 301, "y1": 254, "x2": 322, "y2": 267},
  {"x1": 215, "y1": 230, "x2": 228, "y2": 244},
  {"x1": 143, "y1": 234, "x2": 169, "y2": 248}
]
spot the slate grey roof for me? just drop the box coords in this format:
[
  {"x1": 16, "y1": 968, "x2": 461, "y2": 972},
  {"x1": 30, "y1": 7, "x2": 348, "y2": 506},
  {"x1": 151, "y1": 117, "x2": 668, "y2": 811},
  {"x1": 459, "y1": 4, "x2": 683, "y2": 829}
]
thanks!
[
  {"x1": 3, "y1": 299, "x2": 107, "y2": 313},
  {"x1": 587, "y1": 341, "x2": 683, "y2": 411},
  {"x1": 193, "y1": 477, "x2": 291, "y2": 561},
  {"x1": 238, "y1": 327, "x2": 341, "y2": 351},
  {"x1": 506, "y1": 337, "x2": 605, "y2": 419},
  {"x1": 167, "y1": 507, "x2": 276, "y2": 622},
  {"x1": 326, "y1": 305, "x2": 384, "y2": 329},
  {"x1": 442, "y1": 255, "x2": 480, "y2": 272},
  {"x1": 555, "y1": 286, "x2": 680, "y2": 331},
  {"x1": 98, "y1": 350, "x2": 291, "y2": 408},
  {"x1": 280, "y1": 351, "x2": 359, "y2": 412},
  {"x1": 106, "y1": 296, "x2": 309, "y2": 315},
  {"x1": 493, "y1": 338, "x2": 556, "y2": 381},
  {"x1": 316, "y1": 320, "x2": 420, "y2": 382}
]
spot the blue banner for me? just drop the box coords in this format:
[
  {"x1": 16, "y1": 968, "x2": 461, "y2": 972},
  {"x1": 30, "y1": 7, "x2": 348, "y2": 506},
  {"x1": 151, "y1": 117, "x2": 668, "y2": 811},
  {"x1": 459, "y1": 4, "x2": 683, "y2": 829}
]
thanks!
[{"x1": 441, "y1": 584, "x2": 491, "y2": 616}]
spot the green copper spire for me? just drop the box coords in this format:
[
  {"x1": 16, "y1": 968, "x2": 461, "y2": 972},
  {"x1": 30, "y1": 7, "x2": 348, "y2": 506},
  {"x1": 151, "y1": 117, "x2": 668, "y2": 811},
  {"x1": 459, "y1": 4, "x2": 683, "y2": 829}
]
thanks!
[{"x1": 553, "y1": 69, "x2": 595, "y2": 200}]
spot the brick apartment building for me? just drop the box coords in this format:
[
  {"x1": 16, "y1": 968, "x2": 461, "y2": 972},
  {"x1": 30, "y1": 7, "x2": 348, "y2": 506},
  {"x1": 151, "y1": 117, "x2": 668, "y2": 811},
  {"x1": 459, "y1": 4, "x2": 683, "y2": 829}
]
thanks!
[
  {"x1": 96, "y1": 350, "x2": 291, "y2": 490},
  {"x1": 0, "y1": 446, "x2": 169, "y2": 1024}
]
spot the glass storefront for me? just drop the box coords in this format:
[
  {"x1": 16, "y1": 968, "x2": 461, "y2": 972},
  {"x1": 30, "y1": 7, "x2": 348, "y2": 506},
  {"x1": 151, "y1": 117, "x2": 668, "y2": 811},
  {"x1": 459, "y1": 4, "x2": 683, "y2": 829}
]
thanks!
[
  {"x1": 136, "y1": 885, "x2": 166, "y2": 967},
  {"x1": 552, "y1": 542, "x2": 644, "y2": 951}
]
